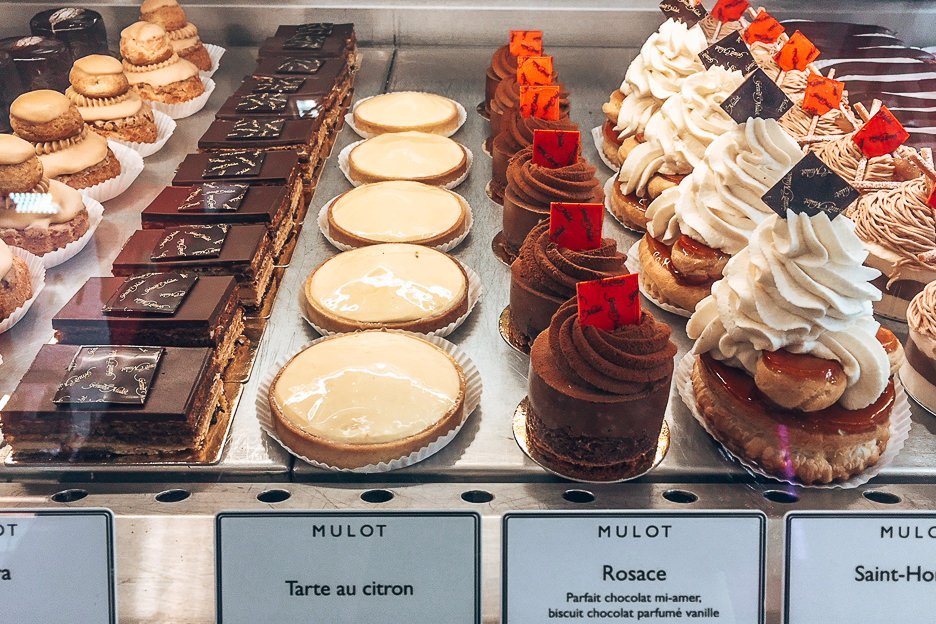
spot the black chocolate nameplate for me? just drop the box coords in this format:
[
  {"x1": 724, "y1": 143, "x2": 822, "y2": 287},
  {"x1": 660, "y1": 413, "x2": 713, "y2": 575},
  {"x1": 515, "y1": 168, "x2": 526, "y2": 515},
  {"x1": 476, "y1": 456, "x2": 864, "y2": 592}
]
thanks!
[
  {"x1": 276, "y1": 58, "x2": 323, "y2": 75},
  {"x1": 103, "y1": 271, "x2": 199, "y2": 316},
  {"x1": 151, "y1": 224, "x2": 229, "y2": 261},
  {"x1": 659, "y1": 0, "x2": 707, "y2": 27},
  {"x1": 235, "y1": 93, "x2": 289, "y2": 114},
  {"x1": 283, "y1": 34, "x2": 325, "y2": 50},
  {"x1": 53, "y1": 346, "x2": 163, "y2": 406},
  {"x1": 251, "y1": 76, "x2": 307, "y2": 94},
  {"x1": 295, "y1": 22, "x2": 334, "y2": 35},
  {"x1": 203, "y1": 151, "x2": 265, "y2": 179},
  {"x1": 699, "y1": 32, "x2": 757, "y2": 74},
  {"x1": 720, "y1": 68, "x2": 794, "y2": 123},
  {"x1": 761, "y1": 152, "x2": 859, "y2": 219},
  {"x1": 227, "y1": 119, "x2": 285, "y2": 139},
  {"x1": 177, "y1": 183, "x2": 248, "y2": 213}
]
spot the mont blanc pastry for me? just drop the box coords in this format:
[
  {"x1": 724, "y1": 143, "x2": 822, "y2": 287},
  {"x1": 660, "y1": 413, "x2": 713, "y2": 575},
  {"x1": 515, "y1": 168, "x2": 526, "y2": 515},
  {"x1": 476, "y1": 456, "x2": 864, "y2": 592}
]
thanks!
[
  {"x1": 0, "y1": 134, "x2": 89, "y2": 256},
  {"x1": 270, "y1": 331, "x2": 467, "y2": 469},
  {"x1": 0, "y1": 238, "x2": 32, "y2": 322},
  {"x1": 120, "y1": 21, "x2": 203, "y2": 104},
  {"x1": 903, "y1": 282, "x2": 936, "y2": 414},
  {"x1": 67, "y1": 54, "x2": 158, "y2": 144},
  {"x1": 687, "y1": 210, "x2": 904, "y2": 484},
  {"x1": 140, "y1": 0, "x2": 212, "y2": 71},
  {"x1": 347, "y1": 131, "x2": 468, "y2": 186},
  {"x1": 353, "y1": 92, "x2": 461, "y2": 136},
  {"x1": 10, "y1": 90, "x2": 119, "y2": 189},
  {"x1": 809, "y1": 133, "x2": 922, "y2": 189}
]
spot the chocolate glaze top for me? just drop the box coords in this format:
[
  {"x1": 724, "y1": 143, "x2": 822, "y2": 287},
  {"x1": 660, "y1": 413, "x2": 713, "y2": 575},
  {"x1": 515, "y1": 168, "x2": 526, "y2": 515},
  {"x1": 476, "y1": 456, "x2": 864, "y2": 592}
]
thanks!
[
  {"x1": 141, "y1": 184, "x2": 288, "y2": 226},
  {"x1": 504, "y1": 145, "x2": 604, "y2": 210},
  {"x1": 199, "y1": 117, "x2": 321, "y2": 149},
  {"x1": 112, "y1": 224, "x2": 267, "y2": 274},
  {"x1": 548, "y1": 298, "x2": 676, "y2": 396},
  {"x1": 514, "y1": 222, "x2": 627, "y2": 300},
  {"x1": 172, "y1": 149, "x2": 300, "y2": 186}
]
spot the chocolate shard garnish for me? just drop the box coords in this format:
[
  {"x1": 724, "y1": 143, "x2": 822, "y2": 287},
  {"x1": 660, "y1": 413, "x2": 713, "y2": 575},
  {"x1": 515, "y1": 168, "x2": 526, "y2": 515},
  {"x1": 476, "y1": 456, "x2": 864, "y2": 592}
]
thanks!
[
  {"x1": 276, "y1": 58, "x2": 323, "y2": 74},
  {"x1": 576, "y1": 274, "x2": 641, "y2": 330},
  {"x1": 251, "y1": 76, "x2": 306, "y2": 93},
  {"x1": 151, "y1": 224, "x2": 230, "y2": 261},
  {"x1": 699, "y1": 31, "x2": 757, "y2": 74},
  {"x1": 659, "y1": 0, "x2": 707, "y2": 27},
  {"x1": 283, "y1": 33, "x2": 325, "y2": 50},
  {"x1": 203, "y1": 151, "x2": 265, "y2": 179},
  {"x1": 53, "y1": 346, "x2": 164, "y2": 405},
  {"x1": 103, "y1": 272, "x2": 199, "y2": 316},
  {"x1": 234, "y1": 93, "x2": 288, "y2": 113},
  {"x1": 761, "y1": 152, "x2": 859, "y2": 220},
  {"x1": 720, "y1": 67, "x2": 794, "y2": 123},
  {"x1": 177, "y1": 183, "x2": 248, "y2": 213},
  {"x1": 549, "y1": 202, "x2": 604, "y2": 251},
  {"x1": 226, "y1": 118, "x2": 285, "y2": 139}
]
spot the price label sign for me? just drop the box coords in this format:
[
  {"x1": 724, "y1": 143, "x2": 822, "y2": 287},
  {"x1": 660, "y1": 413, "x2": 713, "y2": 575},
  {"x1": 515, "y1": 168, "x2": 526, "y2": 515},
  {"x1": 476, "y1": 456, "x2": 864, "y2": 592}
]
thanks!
[
  {"x1": 216, "y1": 511, "x2": 480, "y2": 624},
  {"x1": 0, "y1": 509, "x2": 116, "y2": 624},
  {"x1": 785, "y1": 513, "x2": 936, "y2": 623},
  {"x1": 503, "y1": 512, "x2": 765, "y2": 623}
]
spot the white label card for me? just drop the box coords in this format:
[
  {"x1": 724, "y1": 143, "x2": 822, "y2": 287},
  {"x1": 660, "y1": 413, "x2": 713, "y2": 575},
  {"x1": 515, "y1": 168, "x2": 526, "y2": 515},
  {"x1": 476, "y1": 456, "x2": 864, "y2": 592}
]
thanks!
[
  {"x1": 785, "y1": 512, "x2": 936, "y2": 623},
  {"x1": 503, "y1": 512, "x2": 765, "y2": 624},
  {"x1": 0, "y1": 509, "x2": 116, "y2": 624},
  {"x1": 216, "y1": 511, "x2": 480, "y2": 623}
]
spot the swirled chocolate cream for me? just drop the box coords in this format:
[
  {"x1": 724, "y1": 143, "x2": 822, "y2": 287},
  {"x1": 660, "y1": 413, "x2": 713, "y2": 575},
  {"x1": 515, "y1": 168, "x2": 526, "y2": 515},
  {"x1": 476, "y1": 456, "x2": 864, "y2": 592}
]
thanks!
[{"x1": 903, "y1": 282, "x2": 936, "y2": 414}]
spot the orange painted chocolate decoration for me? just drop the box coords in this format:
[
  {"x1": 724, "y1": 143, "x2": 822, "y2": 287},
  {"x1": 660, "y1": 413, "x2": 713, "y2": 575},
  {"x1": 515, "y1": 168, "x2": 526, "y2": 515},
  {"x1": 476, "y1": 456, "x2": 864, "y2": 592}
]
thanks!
[
  {"x1": 744, "y1": 9, "x2": 784, "y2": 45},
  {"x1": 520, "y1": 85, "x2": 560, "y2": 120},
  {"x1": 876, "y1": 326, "x2": 900, "y2": 353},
  {"x1": 801, "y1": 74, "x2": 844, "y2": 117},
  {"x1": 774, "y1": 30, "x2": 820, "y2": 72},
  {"x1": 517, "y1": 55, "x2": 553, "y2": 87},
  {"x1": 509, "y1": 30, "x2": 543, "y2": 57}
]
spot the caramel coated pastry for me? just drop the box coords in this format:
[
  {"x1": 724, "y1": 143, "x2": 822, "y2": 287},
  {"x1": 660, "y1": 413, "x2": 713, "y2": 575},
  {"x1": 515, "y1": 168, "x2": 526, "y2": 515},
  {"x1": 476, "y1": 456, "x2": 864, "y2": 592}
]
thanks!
[
  {"x1": 669, "y1": 236, "x2": 728, "y2": 283},
  {"x1": 0, "y1": 134, "x2": 43, "y2": 192},
  {"x1": 121, "y1": 21, "x2": 174, "y2": 65},
  {"x1": 141, "y1": 0, "x2": 189, "y2": 31},
  {"x1": 55, "y1": 146, "x2": 121, "y2": 190},
  {"x1": 0, "y1": 250, "x2": 32, "y2": 321},
  {"x1": 602, "y1": 89, "x2": 623, "y2": 124},
  {"x1": 9, "y1": 90, "x2": 84, "y2": 143},
  {"x1": 637, "y1": 235, "x2": 712, "y2": 313},
  {"x1": 754, "y1": 350, "x2": 847, "y2": 412},
  {"x1": 608, "y1": 170, "x2": 679, "y2": 232},
  {"x1": 70, "y1": 55, "x2": 130, "y2": 98}
]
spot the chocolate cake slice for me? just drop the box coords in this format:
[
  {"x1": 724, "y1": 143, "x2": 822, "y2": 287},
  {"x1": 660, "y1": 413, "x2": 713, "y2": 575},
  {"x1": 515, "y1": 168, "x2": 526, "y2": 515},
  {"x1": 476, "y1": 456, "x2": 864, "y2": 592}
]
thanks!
[{"x1": 258, "y1": 23, "x2": 355, "y2": 61}]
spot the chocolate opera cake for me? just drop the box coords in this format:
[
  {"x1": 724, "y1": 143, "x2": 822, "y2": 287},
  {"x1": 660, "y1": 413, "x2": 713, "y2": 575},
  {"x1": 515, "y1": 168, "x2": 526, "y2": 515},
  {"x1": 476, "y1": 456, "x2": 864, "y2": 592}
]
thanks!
[
  {"x1": 258, "y1": 23, "x2": 356, "y2": 61},
  {"x1": 0, "y1": 344, "x2": 230, "y2": 460}
]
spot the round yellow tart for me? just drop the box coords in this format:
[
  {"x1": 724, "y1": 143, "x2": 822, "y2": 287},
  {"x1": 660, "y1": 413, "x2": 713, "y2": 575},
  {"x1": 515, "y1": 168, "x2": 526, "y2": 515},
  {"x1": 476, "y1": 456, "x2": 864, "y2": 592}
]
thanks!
[
  {"x1": 270, "y1": 331, "x2": 466, "y2": 468},
  {"x1": 327, "y1": 181, "x2": 468, "y2": 247},
  {"x1": 352, "y1": 92, "x2": 461, "y2": 135},
  {"x1": 303, "y1": 243, "x2": 469, "y2": 334},
  {"x1": 347, "y1": 131, "x2": 468, "y2": 185}
]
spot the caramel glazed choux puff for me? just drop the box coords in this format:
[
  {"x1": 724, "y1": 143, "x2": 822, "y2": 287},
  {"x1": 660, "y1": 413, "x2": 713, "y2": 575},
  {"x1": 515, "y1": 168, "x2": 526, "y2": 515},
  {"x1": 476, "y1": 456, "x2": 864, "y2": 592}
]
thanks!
[
  {"x1": 0, "y1": 134, "x2": 89, "y2": 256},
  {"x1": 66, "y1": 54, "x2": 158, "y2": 144},
  {"x1": 10, "y1": 90, "x2": 121, "y2": 190},
  {"x1": 140, "y1": 0, "x2": 213, "y2": 72},
  {"x1": 120, "y1": 21, "x2": 204, "y2": 104}
]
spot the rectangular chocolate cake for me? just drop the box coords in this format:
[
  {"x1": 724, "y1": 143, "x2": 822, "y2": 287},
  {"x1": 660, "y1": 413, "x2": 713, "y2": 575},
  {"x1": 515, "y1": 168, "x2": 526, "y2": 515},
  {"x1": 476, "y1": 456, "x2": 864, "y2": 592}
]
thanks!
[
  {"x1": 258, "y1": 23, "x2": 355, "y2": 60},
  {"x1": 0, "y1": 344, "x2": 230, "y2": 460},
  {"x1": 214, "y1": 92, "x2": 324, "y2": 121},
  {"x1": 111, "y1": 224, "x2": 275, "y2": 308},
  {"x1": 140, "y1": 184, "x2": 290, "y2": 228}
]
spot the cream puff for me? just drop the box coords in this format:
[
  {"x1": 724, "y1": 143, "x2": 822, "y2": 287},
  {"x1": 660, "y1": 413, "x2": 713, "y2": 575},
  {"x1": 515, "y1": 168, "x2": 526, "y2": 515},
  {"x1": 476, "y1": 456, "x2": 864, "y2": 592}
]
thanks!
[
  {"x1": 140, "y1": 0, "x2": 212, "y2": 71},
  {"x1": 120, "y1": 21, "x2": 204, "y2": 104}
]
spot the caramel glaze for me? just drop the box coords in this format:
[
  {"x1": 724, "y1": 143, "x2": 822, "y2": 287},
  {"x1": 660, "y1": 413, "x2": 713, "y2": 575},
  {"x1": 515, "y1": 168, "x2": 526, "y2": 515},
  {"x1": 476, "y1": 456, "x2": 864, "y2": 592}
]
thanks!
[
  {"x1": 762, "y1": 349, "x2": 845, "y2": 385},
  {"x1": 701, "y1": 353, "x2": 894, "y2": 435},
  {"x1": 602, "y1": 119, "x2": 623, "y2": 146},
  {"x1": 645, "y1": 235, "x2": 715, "y2": 287},
  {"x1": 876, "y1": 326, "x2": 900, "y2": 354},
  {"x1": 673, "y1": 235, "x2": 727, "y2": 261}
]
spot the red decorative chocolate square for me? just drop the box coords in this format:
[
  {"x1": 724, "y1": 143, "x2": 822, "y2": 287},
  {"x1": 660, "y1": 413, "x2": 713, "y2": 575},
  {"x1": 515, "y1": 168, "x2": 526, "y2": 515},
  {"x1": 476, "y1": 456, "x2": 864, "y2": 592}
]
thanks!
[
  {"x1": 532, "y1": 129, "x2": 579, "y2": 168},
  {"x1": 852, "y1": 105, "x2": 909, "y2": 158},
  {"x1": 744, "y1": 9, "x2": 784, "y2": 44},
  {"x1": 576, "y1": 274, "x2": 641, "y2": 331},
  {"x1": 519, "y1": 85, "x2": 560, "y2": 120},
  {"x1": 774, "y1": 30, "x2": 820, "y2": 72},
  {"x1": 801, "y1": 74, "x2": 844, "y2": 117},
  {"x1": 549, "y1": 202, "x2": 604, "y2": 251},
  {"x1": 712, "y1": 0, "x2": 749, "y2": 23},
  {"x1": 509, "y1": 30, "x2": 543, "y2": 57},
  {"x1": 517, "y1": 55, "x2": 553, "y2": 86}
]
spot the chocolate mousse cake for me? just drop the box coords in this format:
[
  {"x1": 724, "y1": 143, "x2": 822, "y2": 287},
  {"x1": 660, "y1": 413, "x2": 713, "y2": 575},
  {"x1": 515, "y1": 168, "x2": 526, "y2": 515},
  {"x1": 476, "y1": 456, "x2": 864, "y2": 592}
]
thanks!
[
  {"x1": 0, "y1": 344, "x2": 230, "y2": 460},
  {"x1": 491, "y1": 113, "x2": 578, "y2": 204},
  {"x1": 489, "y1": 76, "x2": 570, "y2": 144},
  {"x1": 510, "y1": 222, "x2": 628, "y2": 350},
  {"x1": 236, "y1": 59, "x2": 352, "y2": 113},
  {"x1": 526, "y1": 298, "x2": 676, "y2": 481},
  {"x1": 111, "y1": 224, "x2": 275, "y2": 308},
  {"x1": 484, "y1": 43, "x2": 518, "y2": 117},
  {"x1": 0, "y1": 36, "x2": 74, "y2": 92},
  {"x1": 215, "y1": 91, "x2": 323, "y2": 121},
  {"x1": 258, "y1": 23, "x2": 356, "y2": 61},
  {"x1": 30, "y1": 8, "x2": 109, "y2": 60}
]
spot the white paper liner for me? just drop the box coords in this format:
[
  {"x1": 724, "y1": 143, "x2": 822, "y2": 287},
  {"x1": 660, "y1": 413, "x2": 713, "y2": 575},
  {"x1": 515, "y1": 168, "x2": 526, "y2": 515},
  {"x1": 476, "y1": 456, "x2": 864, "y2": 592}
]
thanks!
[
  {"x1": 41, "y1": 197, "x2": 103, "y2": 269},
  {"x1": 338, "y1": 138, "x2": 473, "y2": 190},
  {"x1": 626, "y1": 240, "x2": 693, "y2": 318},
  {"x1": 200, "y1": 44, "x2": 226, "y2": 79},
  {"x1": 255, "y1": 330, "x2": 483, "y2": 472},
  {"x1": 110, "y1": 110, "x2": 176, "y2": 158},
  {"x1": 345, "y1": 92, "x2": 467, "y2": 139},
  {"x1": 604, "y1": 175, "x2": 645, "y2": 235},
  {"x1": 299, "y1": 260, "x2": 483, "y2": 339},
  {"x1": 149, "y1": 77, "x2": 216, "y2": 120},
  {"x1": 592, "y1": 125, "x2": 618, "y2": 171},
  {"x1": 676, "y1": 352, "x2": 913, "y2": 489},
  {"x1": 0, "y1": 247, "x2": 46, "y2": 335},
  {"x1": 316, "y1": 189, "x2": 474, "y2": 253},
  {"x1": 78, "y1": 141, "x2": 144, "y2": 203}
]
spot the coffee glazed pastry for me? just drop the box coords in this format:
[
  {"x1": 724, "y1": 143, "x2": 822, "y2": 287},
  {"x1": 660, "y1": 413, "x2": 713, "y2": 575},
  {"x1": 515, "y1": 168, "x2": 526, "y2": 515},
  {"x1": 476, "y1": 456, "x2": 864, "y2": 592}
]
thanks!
[
  {"x1": 687, "y1": 210, "x2": 904, "y2": 484},
  {"x1": 848, "y1": 178, "x2": 936, "y2": 320},
  {"x1": 612, "y1": 65, "x2": 743, "y2": 232},
  {"x1": 353, "y1": 92, "x2": 461, "y2": 135},
  {"x1": 120, "y1": 21, "x2": 204, "y2": 104},
  {"x1": 0, "y1": 238, "x2": 32, "y2": 322},
  {"x1": 526, "y1": 298, "x2": 676, "y2": 481},
  {"x1": 347, "y1": 131, "x2": 469, "y2": 186},
  {"x1": 809, "y1": 133, "x2": 922, "y2": 189},
  {"x1": 502, "y1": 146, "x2": 603, "y2": 256},
  {"x1": 303, "y1": 243, "x2": 470, "y2": 334},
  {"x1": 140, "y1": 0, "x2": 212, "y2": 72},
  {"x1": 66, "y1": 54, "x2": 158, "y2": 144},
  {"x1": 509, "y1": 221, "x2": 627, "y2": 348},
  {"x1": 902, "y1": 282, "x2": 936, "y2": 414},
  {"x1": 10, "y1": 90, "x2": 120, "y2": 190},
  {"x1": 640, "y1": 117, "x2": 802, "y2": 313},
  {"x1": 0, "y1": 134, "x2": 89, "y2": 256},
  {"x1": 600, "y1": 18, "x2": 707, "y2": 168},
  {"x1": 327, "y1": 181, "x2": 469, "y2": 248}
]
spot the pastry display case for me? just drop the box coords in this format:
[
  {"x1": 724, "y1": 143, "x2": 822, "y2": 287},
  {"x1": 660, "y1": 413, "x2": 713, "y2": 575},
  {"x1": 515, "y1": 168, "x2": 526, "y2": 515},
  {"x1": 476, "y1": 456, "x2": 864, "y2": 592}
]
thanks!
[{"x1": 0, "y1": 1, "x2": 934, "y2": 622}]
